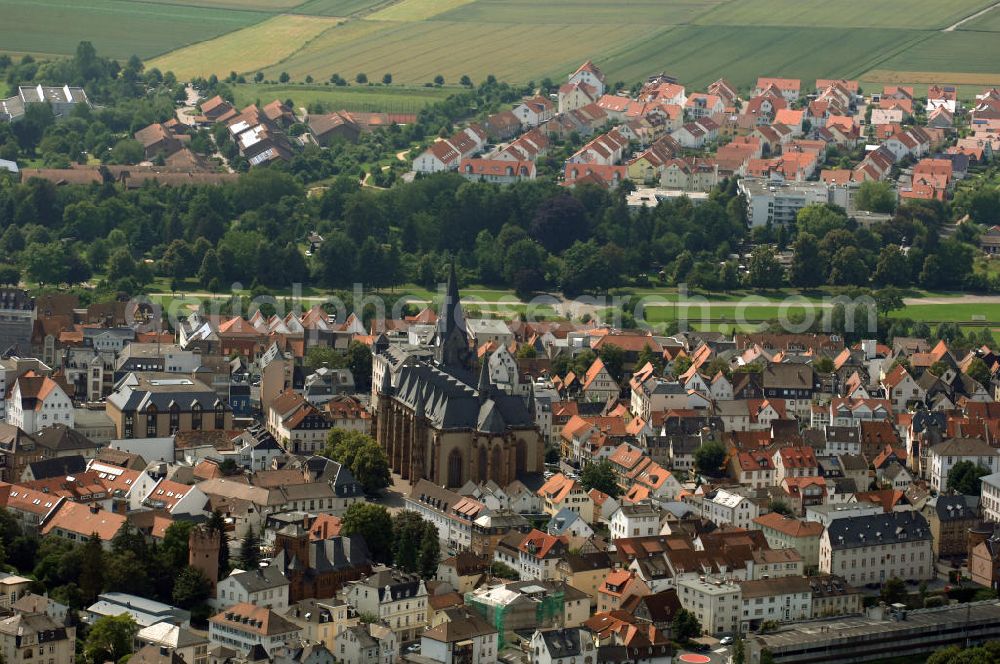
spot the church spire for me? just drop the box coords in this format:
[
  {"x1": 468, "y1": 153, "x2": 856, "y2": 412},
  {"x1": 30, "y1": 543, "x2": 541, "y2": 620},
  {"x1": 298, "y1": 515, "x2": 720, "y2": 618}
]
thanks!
[
  {"x1": 435, "y1": 258, "x2": 471, "y2": 372},
  {"x1": 477, "y1": 354, "x2": 492, "y2": 399}
]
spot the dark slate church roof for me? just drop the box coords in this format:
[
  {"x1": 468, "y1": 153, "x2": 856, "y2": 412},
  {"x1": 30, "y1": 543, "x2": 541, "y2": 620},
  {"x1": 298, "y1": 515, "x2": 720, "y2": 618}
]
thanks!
[{"x1": 393, "y1": 362, "x2": 534, "y2": 433}]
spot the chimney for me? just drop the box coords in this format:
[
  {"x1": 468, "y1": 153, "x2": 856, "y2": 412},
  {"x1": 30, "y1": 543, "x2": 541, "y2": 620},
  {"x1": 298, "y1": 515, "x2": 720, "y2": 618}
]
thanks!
[{"x1": 89, "y1": 504, "x2": 100, "y2": 514}]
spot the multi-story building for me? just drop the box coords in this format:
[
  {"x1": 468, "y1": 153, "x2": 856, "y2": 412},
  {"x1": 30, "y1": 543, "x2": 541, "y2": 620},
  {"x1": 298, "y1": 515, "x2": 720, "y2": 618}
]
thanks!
[
  {"x1": 609, "y1": 502, "x2": 660, "y2": 539},
  {"x1": 738, "y1": 576, "x2": 811, "y2": 632},
  {"x1": 517, "y1": 530, "x2": 568, "y2": 581},
  {"x1": 284, "y1": 598, "x2": 356, "y2": 650},
  {"x1": 529, "y1": 628, "x2": 594, "y2": 664},
  {"x1": 703, "y1": 488, "x2": 760, "y2": 530},
  {"x1": 208, "y1": 602, "x2": 301, "y2": 656},
  {"x1": 752, "y1": 513, "x2": 823, "y2": 570},
  {"x1": 106, "y1": 373, "x2": 232, "y2": 438},
  {"x1": 537, "y1": 474, "x2": 594, "y2": 523},
  {"x1": 421, "y1": 607, "x2": 498, "y2": 664},
  {"x1": 342, "y1": 567, "x2": 428, "y2": 643},
  {"x1": 926, "y1": 437, "x2": 1000, "y2": 493},
  {"x1": 676, "y1": 576, "x2": 741, "y2": 636},
  {"x1": 0, "y1": 289, "x2": 35, "y2": 357},
  {"x1": 336, "y1": 623, "x2": 396, "y2": 664},
  {"x1": 738, "y1": 178, "x2": 835, "y2": 227},
  {"x1": 819, "y1": 511, "x2": 934, "y2": 585},
  {"x1": 135, "y1": 623, "x2": 209, "y2": 664},
  {"x1": 981, "y1": 471, "x2": 1000, "y2": 523},
  {"x1": 0, "y1": 612, "x2": 75, "y2": 664},
  {"x1": 267, "y1": 389, "x2": 332, "y2": 454},
  {"x1": 6, "y1": 374, "x2": 74, "y2": 435},
  {"x1": 215, "y1": 567, "x2": 290, "y2": 611},
  {"x1": 921, "y1": 495, "x2": 978, "y2": 559}
]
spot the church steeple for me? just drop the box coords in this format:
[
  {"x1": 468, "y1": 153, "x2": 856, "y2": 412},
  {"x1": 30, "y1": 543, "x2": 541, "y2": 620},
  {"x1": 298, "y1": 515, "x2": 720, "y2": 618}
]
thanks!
[
  {"x1": 477, "y1": 354, "x2": 492, "y2": 400},
  {"x1": 435, "y1": 259, "x2": 471, "y2": 373}
]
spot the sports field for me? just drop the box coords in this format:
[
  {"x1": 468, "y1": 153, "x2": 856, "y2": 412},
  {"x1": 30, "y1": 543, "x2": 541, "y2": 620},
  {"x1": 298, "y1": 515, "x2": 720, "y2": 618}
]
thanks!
[{"x1": 3, "y1": 0, "x2": 1000, "y2": 91}]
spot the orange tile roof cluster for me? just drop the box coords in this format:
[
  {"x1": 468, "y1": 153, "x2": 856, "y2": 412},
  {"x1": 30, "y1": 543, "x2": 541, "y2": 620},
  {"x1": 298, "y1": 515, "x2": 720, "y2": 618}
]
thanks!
[
  {"x1": 753, "y1": 512, "x2": 823, "y2": 537},
  {"x1": 537, "y1": 473, "x2": 587, "y2": 506},
  {"x1": 41, "y1": 500, "x2": 127, "y2": 541},
  {"x1": 518, "y1": 529, "x2": 566, "y2": 560}
]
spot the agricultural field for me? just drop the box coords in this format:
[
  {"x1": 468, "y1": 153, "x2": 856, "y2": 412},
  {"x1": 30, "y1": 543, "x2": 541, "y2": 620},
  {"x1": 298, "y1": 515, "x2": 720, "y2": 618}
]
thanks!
[
  {"x1": 141, "y1": 0, "x2": 306, "y2": 11},
  {"x1": 432, "y1": 0, "x2": 725, "y2": 25},
  {"x1": 263, "y1": 19, "x2": 664, "y2": 85},
  {"x1": 0, "y1": 0, "x2": 268, "y2": 59},
  {"x1": 5, "y1": 0, "x2": 1000, "y2": 95},
  {"x1": 693, "y1": 0, "x2": 998, "y2": 29},
  {"x1": 232, "y1": 82, "x2": 453, "y2": 113},
  {"x1": 148, "y1": 14, "x2": 341, "y2": 79},
  {"x1": 369, "y1": 0, "x2": 475, "y2": 22},
  {"x1": 599, "y1": 26, "x2": 923, "y2": 90},
  {"x1": 958, "y1": 5, "x2": 1000, "y2": 30},
  {"x1": 291, "y1": 0, "x2": 391, "y2": 16}
]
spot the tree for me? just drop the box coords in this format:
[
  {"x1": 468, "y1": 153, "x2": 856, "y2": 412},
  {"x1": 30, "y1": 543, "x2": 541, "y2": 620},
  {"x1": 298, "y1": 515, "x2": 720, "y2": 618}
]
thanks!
[
  {"x1": 530, "y1": 194, "x2": 586, "y2": 253},
  {"x1": 341, "y1": 503, "x2": 393, "y2": 563},
  {"x1": 788, "y1": 233, "x2": 823, "y2": 288},
  {"x1": 856, "y1": 181, "x2": 896, "y2": 213},
  {"x1": 491, "y1": 561, "x2": 519, "y2": 579},
  {"x1": 80, "y1": 533, "x2": 105, "y2": 605},
  {"x1": 239, "y1": 526, "x2": 260, "y2": 570},
  {"x1": 207, "y1": 510, "x2": 230, "y2": 578},
  {"x1": 966, "y1": 357, "x2": 992, "y2": 388},
  {"x1": 747, "y1": 245, "x2": 784, "y2": 289},
  {"x1": 109, "y1": 138, "x2": 144, "y2": 164},
  {"x1": 947, "y1": 460, "x2": 991, "y2": 495},
  {"x1": 635, "y1": 344, "x2": 664, "y2": 373},
  {"x1": 671, "y1": 608, "x2": 701, "y2": 642},
  {"x1": 392, "y1": 511, "x2": 425, "y2": 572},
  {"x1": 694, "y1": 441, "x2": 727, "y2": 475},
  {"x1": 355, "y1": 73, "x2": 368, "y2": 84},
  {"x1": 460, "y1": 75, "x2": 473, "y2": 87},
  {"x1": 279, "y1": 71, "x2": 290, "y2": 83},
  {"x1": 580, "y1": 460, "x2": 620, "y2": 498},
  {"x1": 874, "y1": 287, "x2": 904, "y2": 316},
  {"x1": 324, "y1": 430, "x2": 390, "y2": 494},
  {"x1": 880, "y1": 576, "x2": 906, "y2": 605},
  {"x1": 84, "y1": 614, "x2": 137, "y2": 664},
  {"x1": 382, "y1": 73, "x2": 392, "y2": 85},
  {"x1": 172, "y1": 566, "x2": 212, "y2": 608},
  {"x1": 732, "y1": 634, "x2": 745, "y2": 664},
  {"x1": 433, "y1": 74, "x2": 445, "y2": 85},
  {"x1": 796, "y1": 203, "x2": 847, "y2": 238},
  {"x1": 419, "y1": 522, "x2": 440, "y2": 578},
  {"x1": 597, "y1": 343, "x2": 625, "y2": 382},
  {"x1": 827, "y1": 246, "x2": 869, "y2": 286},
  {"x1": 769, "y1": 498, "x2": 793, "y2": 516},
  {"x1": 873, "y1": 245, "x2": 910, "y2": 287}
]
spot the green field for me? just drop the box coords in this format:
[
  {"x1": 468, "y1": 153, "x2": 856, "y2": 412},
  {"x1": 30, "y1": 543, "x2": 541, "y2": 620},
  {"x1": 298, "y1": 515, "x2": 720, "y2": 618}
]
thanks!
[
  {"x1": 263, "y1": 19, "x2": 664, "y2": 84},
  {"x1": 4, "y1": 0, "x2": 1000, "y2": 100},
  {"x1": 875, "y1": 31, "x2": 1000, "y2": 75},
  {"x1": 292, "y1": 0, "x2": 390, "y2": 16},
  {"x1": 148, "y1": 14, "x2": 341, "y2": 79},
  {"x1": 958, "y1": 5, "x2": 1000, "y2": 30},
  {"x1": 432, "y1": 0, "x2": 725, "y2": 25},
  {"x1": 694, "y1": 0, "x2": 997, "y2": 29},
  {"x1": 232, "y1": 82, "x2": 454, "y2": 113},
  {"x1": 599, "y1": 26, "x2": 924, "y2": 90},
  {"x1": 0, "y1": 0, "x2": 268, "y2": 59}
]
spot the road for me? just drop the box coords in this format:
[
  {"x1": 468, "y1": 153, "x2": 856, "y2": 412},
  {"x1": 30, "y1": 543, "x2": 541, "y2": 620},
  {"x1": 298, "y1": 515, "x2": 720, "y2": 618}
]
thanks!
[{"x1": 943, "y1": 1, "x2": 1000, "y2": 30}]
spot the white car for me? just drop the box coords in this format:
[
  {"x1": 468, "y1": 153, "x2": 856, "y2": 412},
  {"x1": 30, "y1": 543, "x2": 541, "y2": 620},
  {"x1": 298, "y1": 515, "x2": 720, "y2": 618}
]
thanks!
[{"x1": 720, "y1": 636, "x2": 734, "y2": 646}]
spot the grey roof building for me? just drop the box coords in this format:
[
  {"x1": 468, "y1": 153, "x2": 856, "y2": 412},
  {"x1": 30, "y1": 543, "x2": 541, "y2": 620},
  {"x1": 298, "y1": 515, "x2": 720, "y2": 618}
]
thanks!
[{"x1": 826, "y1": 511, "x2": 930, "y2": 550}]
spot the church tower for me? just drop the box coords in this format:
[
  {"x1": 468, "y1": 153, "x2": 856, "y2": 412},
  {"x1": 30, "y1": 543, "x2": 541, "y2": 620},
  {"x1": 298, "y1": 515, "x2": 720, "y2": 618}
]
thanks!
[{"x1": 435, "y1": 261, "x2": 472, "y2": 373}]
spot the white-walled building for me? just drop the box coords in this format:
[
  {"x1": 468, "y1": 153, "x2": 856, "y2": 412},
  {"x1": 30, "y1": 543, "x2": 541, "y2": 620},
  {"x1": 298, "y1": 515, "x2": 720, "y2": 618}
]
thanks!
[
  {"x1": 421, "y1": 608, "x2": 498, "y2": 664},
  {"x1": 927, "y1": 438, "x2": 1000, "y2": 493},
  {"x1": 819, "y1": 511, "x2": 933, "y2": 586},
  {"x1": 6, "y1": 374, "x2": 74, "y2": 434},
  {"x1": 676, "y1": 576, "x2": 741, "y2": 636},
  {"x1": 609, "y1": 502, "x2": 660, "y2": 540},
  {"x1": 215, "y1": 567, "x2": 290, "y2": 611}
]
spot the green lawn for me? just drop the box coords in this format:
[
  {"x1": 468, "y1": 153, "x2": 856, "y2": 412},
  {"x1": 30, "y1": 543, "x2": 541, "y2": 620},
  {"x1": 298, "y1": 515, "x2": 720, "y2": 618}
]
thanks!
[
  {"x1": 890, "y1": 303, "x2": 1000, "y2": 323},
  {"x1": 0, "y1": 0, "x2": 269, "y2": 59},
  {"x1": 233, "y1": 82, "x2": 453, "y2": 113}
]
